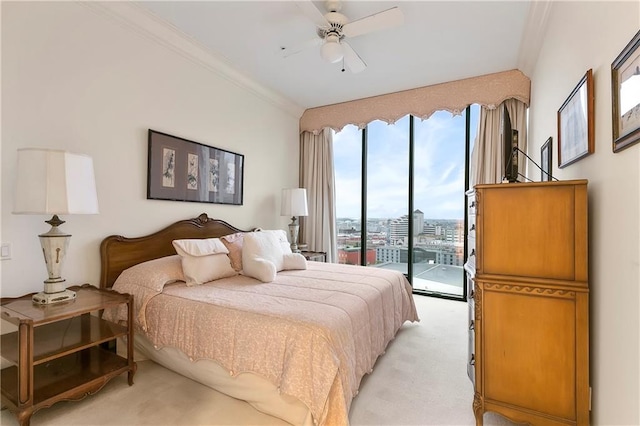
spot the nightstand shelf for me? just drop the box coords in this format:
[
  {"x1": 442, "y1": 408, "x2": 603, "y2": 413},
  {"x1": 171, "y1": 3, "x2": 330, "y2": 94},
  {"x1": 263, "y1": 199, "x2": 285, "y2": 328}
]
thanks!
[
  {"x1": 1, "y1": 346, "x2": 129, "y2": 406},
  {"x1": 300, "y1": 251, "x2": 326, "y2": 262},
  {"x1": 0, "y1": 284, "x2": 136, "y2": 426},
  {"x1": 1, "y1": 315, "x2": 128, "y2": 365}
]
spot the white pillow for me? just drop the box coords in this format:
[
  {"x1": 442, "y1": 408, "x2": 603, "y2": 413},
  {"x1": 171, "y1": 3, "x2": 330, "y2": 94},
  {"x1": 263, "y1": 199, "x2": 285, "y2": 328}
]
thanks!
[
  {"x1": 172, "y1": 238, "x2": 238, "y2": 285},
  {"x1": 242, "y1": 230, "x2": 306, "y2": 282},
  {"x1": 283, "y1": 252, "x2": 308, "y2": 270},
  {"x1": 244, "y1": 257, "x2": 277, "y2": 283}
]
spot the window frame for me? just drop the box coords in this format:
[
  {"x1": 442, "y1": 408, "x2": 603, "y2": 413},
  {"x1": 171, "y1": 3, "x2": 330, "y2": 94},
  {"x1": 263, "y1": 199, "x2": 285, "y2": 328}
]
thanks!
[{"x1": 337, "y1": 106, "x2": 474, "y2": 301}]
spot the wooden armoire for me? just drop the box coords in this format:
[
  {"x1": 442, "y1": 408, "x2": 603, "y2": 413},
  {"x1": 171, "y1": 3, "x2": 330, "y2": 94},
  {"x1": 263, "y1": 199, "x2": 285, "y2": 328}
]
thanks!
[{"x1": 465, "y1": 180, "x2": 589, "y2": 425}]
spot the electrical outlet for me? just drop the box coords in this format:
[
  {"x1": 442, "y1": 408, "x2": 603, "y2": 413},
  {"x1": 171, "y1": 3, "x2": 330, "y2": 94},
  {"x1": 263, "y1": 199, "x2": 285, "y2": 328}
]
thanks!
[{"x1": 1, "y1": 242, "x2": 11, "y2": 260}]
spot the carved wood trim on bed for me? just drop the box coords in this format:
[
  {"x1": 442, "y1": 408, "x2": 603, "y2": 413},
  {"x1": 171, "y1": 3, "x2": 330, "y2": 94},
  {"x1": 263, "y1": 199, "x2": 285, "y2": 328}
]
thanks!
[{"x1": 100, "y1": 213, "x2": 250, "y2": 289}]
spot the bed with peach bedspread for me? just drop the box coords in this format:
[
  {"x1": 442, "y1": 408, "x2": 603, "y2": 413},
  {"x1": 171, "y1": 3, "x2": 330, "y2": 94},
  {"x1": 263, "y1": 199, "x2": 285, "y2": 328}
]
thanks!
[{"x1": 100, "y1": 214, "x2": 418, "y2": 425}]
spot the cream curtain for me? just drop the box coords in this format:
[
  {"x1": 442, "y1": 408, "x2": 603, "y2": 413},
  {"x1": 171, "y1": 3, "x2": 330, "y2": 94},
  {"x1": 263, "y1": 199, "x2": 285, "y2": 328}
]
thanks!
[
  {"x1": 470, "y1": 106, "x2": 503, "y2": 185},
  {"x1": 504, "y1": 98, "x2": 528, "y2": 179},
  {"x1": 299, "y1": 129, "x2": 337, "y2": 263},
  {"x1": 470, "y1": 98, "x2": 528, "y2": 186}
]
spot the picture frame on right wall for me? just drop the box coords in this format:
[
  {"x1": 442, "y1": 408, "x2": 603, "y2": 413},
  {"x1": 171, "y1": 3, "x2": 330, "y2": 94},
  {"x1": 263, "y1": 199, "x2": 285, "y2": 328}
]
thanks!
[
  {"x1": 541, "y1": 137, "x2": 552, "y2": 181},
  {"x1": 557, "y1": 69, "x2": 594, "y2": 168},
  {"x1": 611, "y1": 30, "x2": 640, "y2": 152}
]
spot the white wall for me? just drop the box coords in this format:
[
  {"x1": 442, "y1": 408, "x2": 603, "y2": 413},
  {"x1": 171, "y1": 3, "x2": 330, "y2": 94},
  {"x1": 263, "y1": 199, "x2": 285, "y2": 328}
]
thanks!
[
  {"x1": 527, "y1": 2, "x2": 639, "y2": 423},
  {"x1": 1, "y1": 2, "x2": 301, "y2": 297}
]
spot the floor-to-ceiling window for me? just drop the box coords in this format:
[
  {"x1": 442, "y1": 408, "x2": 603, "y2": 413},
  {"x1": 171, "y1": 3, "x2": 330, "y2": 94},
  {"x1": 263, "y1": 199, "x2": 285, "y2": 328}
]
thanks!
[{"x1": 333, "y1": 105, "x2": 479, "y2": 299}]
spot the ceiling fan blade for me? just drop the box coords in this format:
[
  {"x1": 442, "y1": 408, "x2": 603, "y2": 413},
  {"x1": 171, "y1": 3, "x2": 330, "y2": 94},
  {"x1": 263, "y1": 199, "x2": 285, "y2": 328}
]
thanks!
[
  {"x1": 279, "y1": 37, "x2": 323, "y2": 58},
  {"x1": 342, "y1": 41, "x2": 367, "y2": 73},
  {"x1": 343, "y1": 7, "x2": 404, "y2": 39},
  {"x1": 295, "y1": 1, "x2": 328, "y2": 28}
]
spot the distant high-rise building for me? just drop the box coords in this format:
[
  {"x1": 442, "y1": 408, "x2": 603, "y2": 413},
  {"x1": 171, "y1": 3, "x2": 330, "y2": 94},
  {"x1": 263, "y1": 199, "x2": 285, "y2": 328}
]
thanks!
[
  {"x1": 413, "y1": 209, "x2": 424, "y2": 235},
  {"x1": 424, "y1": 224, "x2": 436, "y2": 235},
  {"x1": 423, "y1": 223, "x2": 444, "y2": 237},
  {"x1": 390, "y1": 209, "x2": 424, "y2": 244},
  {"x1": 389, "y1": 216, "x2": 408, "y2": 245}
]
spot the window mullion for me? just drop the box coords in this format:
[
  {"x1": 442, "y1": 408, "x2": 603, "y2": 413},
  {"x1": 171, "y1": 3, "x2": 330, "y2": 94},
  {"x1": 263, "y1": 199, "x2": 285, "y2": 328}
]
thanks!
[
  {"x1": 360, "y1": 126, "x2": 368, "y2": 266},
  {"x1": 408, "y1": 116, "x2": 415, "y2": 283}
]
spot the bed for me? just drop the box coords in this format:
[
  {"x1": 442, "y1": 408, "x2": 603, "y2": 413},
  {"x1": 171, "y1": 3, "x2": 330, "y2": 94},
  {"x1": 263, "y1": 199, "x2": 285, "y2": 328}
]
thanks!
[{"x1": 100, "y1": 213, "x2": 418, "y2": 425}]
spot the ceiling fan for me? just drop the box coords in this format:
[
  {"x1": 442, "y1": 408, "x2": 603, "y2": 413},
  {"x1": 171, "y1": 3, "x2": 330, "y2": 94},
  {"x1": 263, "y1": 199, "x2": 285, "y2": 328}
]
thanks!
[{"x1": 282, "y1": 0, "x2": 404, "y2": 73}]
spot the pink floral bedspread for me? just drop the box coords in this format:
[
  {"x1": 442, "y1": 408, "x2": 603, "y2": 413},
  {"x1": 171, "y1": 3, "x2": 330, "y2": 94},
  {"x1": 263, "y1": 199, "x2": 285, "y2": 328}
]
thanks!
[{"x1": 106, "y1": 261, "x2": 418, "y2": 425}]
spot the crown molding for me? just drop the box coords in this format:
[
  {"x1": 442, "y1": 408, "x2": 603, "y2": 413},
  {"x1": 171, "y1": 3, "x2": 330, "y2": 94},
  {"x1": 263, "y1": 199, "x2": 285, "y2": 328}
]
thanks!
[
  {"x1": 80, "y1": 1, "x2": 305, "y2": 119},
  {"x1": 517, "y1": 0, "x2": 553, "y2": 78}
]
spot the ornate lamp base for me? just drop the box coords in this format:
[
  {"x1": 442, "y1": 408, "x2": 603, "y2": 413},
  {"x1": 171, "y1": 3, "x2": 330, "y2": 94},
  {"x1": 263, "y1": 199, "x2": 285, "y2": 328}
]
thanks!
[
  {"x1": 288, "y1": 216, "x2": 300, "y2": 253},
  {"x1": 34, "y1": 215, "x2": 75, "y2": 304},
  {"x1": 32, "y1": 289, "x2": 76, "y2": 305}
]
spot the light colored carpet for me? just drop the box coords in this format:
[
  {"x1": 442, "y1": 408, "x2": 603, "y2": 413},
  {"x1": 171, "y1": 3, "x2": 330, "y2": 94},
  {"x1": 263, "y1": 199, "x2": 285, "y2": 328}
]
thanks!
[{"x1": 1, "y1": 295, "x2": 517, "y2": 425}]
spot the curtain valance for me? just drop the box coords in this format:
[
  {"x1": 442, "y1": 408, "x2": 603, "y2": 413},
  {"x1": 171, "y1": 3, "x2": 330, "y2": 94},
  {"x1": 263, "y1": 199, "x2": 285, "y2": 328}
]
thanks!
[{"x1": 300, "y1": 69, "x2": 530, "y2": 134}]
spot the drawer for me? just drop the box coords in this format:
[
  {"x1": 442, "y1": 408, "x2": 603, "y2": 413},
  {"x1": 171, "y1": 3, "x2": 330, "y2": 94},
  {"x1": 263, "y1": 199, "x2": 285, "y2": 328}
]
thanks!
[
  {"x1": 467, "y1": 307, "x2": 476, "y2": 385},
  {"x1": 466, "y1": 274, "x2": 475, "y2": 301},
  {"x1": 466, "y1": 237, "x2": 476, "y2": 271},
  {"x1": 467, "y1": 193, "x2": 477, "y2": 216},
  {"x1": 467, "y1": 213, "x2": 476, "y2": 239},
  {"x1": 467, "y1": 296, "x2": 476, "y2": 385},
  {"x1": 467, "y1": 340, "x2": 475, "y2": 385}
]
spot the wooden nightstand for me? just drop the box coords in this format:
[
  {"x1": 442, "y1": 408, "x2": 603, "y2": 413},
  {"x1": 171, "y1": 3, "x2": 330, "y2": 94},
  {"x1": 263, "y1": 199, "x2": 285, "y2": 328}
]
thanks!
[
  {"x1": 0, "y1": 284, "x2": 136, "y2": 426},
  {"x1": 301, "y1": 251, "x2": 326, "y2": 262}
]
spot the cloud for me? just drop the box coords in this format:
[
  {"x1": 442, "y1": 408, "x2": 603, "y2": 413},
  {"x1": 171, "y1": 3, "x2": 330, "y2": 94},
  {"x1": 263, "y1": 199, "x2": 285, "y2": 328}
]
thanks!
[{"x1": 333, "y1": 109, "x2": 478, "y2": 220}]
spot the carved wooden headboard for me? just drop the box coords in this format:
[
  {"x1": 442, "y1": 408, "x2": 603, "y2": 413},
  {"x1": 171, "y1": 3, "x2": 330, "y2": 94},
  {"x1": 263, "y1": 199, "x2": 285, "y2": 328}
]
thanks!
[{"x1": 99, "y1": 213, "x2": 250, "y2": 289}]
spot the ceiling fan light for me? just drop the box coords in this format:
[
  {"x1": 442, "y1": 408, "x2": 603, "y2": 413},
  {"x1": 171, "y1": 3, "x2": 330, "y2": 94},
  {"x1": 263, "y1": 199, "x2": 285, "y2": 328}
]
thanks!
[{"x1": 320, "y1": 39, "x2": 343, "y2": 63}]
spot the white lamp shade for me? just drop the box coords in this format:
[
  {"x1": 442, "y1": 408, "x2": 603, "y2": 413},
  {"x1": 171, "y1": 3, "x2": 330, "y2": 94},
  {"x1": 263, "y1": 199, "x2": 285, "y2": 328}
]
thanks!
[
  {"x1": 14, "y1": 148, "x2": 99, "y2": 215},
  {"x1": 281, "y1": 188, "x2": 308, "y2": 217}
]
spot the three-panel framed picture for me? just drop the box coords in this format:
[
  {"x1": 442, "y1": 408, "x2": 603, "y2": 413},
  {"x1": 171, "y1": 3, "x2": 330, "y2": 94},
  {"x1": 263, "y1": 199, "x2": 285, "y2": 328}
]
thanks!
[{"x1": 147, "y1": 130, "x2": 244, "y2": 205}]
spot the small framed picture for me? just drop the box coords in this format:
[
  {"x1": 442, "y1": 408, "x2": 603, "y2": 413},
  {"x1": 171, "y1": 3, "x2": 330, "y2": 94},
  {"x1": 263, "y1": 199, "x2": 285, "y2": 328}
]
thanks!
[
  {"x1": 612, "y1": 30, "x2": 640, "y2": 152},
  {"x1": 557, "y1": 69, "x2": 594, "y2": 168},
  {"x1": 540, "y1": 137, "x2": 552, "y2": 181},
  {"x1": 147, "y1": 130, "x2": 244, "y2": 205}
]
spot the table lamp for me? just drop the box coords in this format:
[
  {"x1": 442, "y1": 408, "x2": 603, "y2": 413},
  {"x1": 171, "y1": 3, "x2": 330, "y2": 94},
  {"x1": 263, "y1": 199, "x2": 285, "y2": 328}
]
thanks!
[
  {"x1": 13, "y1": 148, "x2": 99, "y2": 304},
  {"x1": 280, "y1": 188, "x2": 308, "y2": 253}
]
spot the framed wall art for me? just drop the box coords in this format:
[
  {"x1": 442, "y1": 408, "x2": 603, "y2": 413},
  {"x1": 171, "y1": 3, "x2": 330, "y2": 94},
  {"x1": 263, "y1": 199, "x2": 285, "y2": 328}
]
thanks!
[
  {"x1": 540, "y1": 137, "x2": 552, "y2": 181},
  {"x1": 147, "y1": 129, "x2": 244, "y2": 205},
  {"x1": 612, "y1": 30, "x2": 640, "y2": 152},
  {"x1": 557, "y1": 69, "x2": 594, "y2": 168}
]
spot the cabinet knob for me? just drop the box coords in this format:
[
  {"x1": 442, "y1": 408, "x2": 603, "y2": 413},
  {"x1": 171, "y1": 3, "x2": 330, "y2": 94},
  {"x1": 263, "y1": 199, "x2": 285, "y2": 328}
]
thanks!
[
  {"x1": 469, "y1": 320, "x2": 475, "y2": 330},
  {"x1": 470, "y1": 249, "x2": 475, "y2": 257},
  {"x1": 470, "y1": 201, "x2": 476, "y2": 208},
  {"x1": 470, "y1": 224, "x2": 475, "y2": 231},
  {"x1": 470, "y1": 290, "x2": 475, "y2": 299},
  {"x1": 469, "y1": 354, "x2": 475, "y2": 366}
]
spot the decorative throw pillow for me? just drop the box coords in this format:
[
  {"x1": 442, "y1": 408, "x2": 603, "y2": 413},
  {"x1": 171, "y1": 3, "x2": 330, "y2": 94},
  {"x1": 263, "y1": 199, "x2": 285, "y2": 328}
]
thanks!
[
  {"x1": 172, "y1": 238, "x2": 238, "y2": 286},
  {"x1": 220, "y1": 232, "x2": 244, "y2": 272},
  {"x1": 116, "y1": 255, "x2": 185, "y2": 292},
  {"x1": 242, "y1": 230, "x2": 306, "y2": 282}
]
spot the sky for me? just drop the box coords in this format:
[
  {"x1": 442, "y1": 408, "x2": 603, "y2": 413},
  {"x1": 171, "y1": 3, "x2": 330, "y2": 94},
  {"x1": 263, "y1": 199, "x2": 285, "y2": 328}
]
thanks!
[{"x1": 333, "y1": 107, "x2": 479, "y2": 220}]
